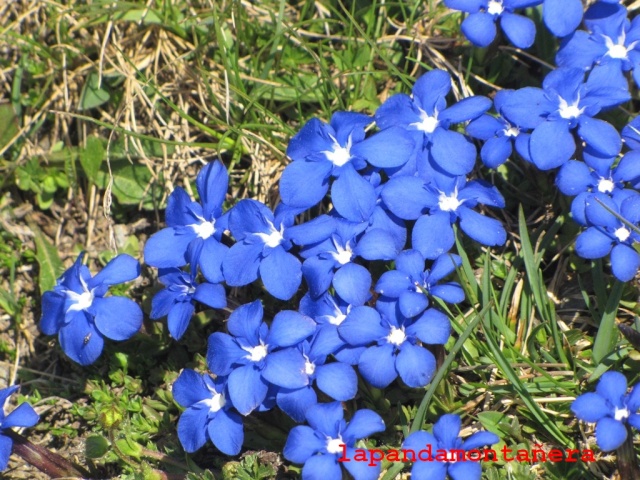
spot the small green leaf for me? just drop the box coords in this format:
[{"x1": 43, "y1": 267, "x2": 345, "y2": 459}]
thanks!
[
  {"x1": 115, "y1": 437, "x2": 142, "y2": 458},
  {"x1": 30, "y1": 225, "x2": 63, "y2": 295},
  {"x1": 85, "y1": 434, "x2": 110, "y2": 459},
  {"x1": 79, "y1": 72, "x2": 110, "y2": 111},
  {"x1": 0, "y1": 103, "x2": 19, "y2": 149},
  {"x1": 95, "y1": 161, "x2": 162, "y2": 209},
  {"x1": 79, "y1": 137, "x2": 104, "y2": 183}
]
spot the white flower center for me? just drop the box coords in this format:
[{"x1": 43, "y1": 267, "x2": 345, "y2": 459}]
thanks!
[
  {"x1": 328, "y1": 312, "x2": 347, "y2": 326},
  {"x1": 324, "y1": 135, "x2": 353, "y2": 167},
  {"x1": 487, "y1": 0, "x2": 504, "y2": 15},
  {"x1": 66, "y1": 275, "x2": 94, "y2": 312},
  {"x1": 387, "y1": 326, "x2": 406, "y2": 346},
  {"x1": 304, "y1": 359, "x2": 316, "y2": 376},
  {"x1": 203, "y1": 392, "x2": 226, "y2": 413},
  {"x1": 414, "y1": 281, "x2": 425, "y2": 293},
  {"x1": 438, "y1": 188, "x2": 463, "y2": 212},
  {"x1": 558, "y1": 97, "x2": 585, "y2": 120},
  {"x1": 191, "y1": 219, "x2": 216, "y2": 239},
  {"x1": 326, "y1": 436, "x2": 344, "y2": 454},
  {"x1": 597, "y1": 177, "x2": 615, "y2": 194},
  {"x1": 331, "y1": 239, "x2": 353, "y2": 265},
  {"x1": 604, "y1": 35, "x2": 632, "y2": 60},
  {"x1": 615, "y1": 407, "x2": 630, "y2": 421},
  {"x1": 615, "y1": 227, "x2": 631, "y2": 242},
  {"x1": 244, "y1": 342, "x2": 269, "y2": 362},
  {"x1": 412, "y1": 108, "x2": 440, "y2": 134},
  {"x1": 504, "y1": 126, "x2": 520, "y2": 137},
  {"x1": 254, "y1": 221, "x2": 285, "y2": 248}
]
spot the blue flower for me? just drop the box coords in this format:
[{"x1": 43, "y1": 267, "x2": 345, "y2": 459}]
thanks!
[
  {"x1": 150, "y1": 267, "x2": 226, "y2": 340},
  {"x1": 572, "y1": 371, "x2": 640, "y2": 451},
  {"x1": 575, "y1": 192, "x2": 640, "y2": 281},
  {"x1": 222, "y1": 200, "x2": 303, "y2": 300},
  {"x1": 280, "y1": 112, "x2": 415, "y2": 221},
  {"x1": 283, "y1": 402, "x2": 385, "y2": 480},
  {"x1": 375, "y1": 250, "x2": 464, "y2": 318},
  {"x1": 299, "y1": 217, "x2": 397, "y2": 305},
  {"x1": 402, "y1": 414, "x2": 499, "y2": 479},
  {"x1": 172, "y1": 370, "x2": 243, "y2": 455},
  {"x1": 144, "y1": 161, "x2": 230, "y2": 283},
  {"x1": 499, "y1": 68, "x2": 629, "y2": 170},
  {"x1": 381, "y1": 173, "x2": 506, "y2": 258},
  {"x1": 0, "y1": 386, "x2": 39, "y2": 471},
  {"x1": 275, "y1": 332, "x2": 358, "y2": 422},
  {"x1": 206, "y1": 301, "x2": 316, "y2": 415},
  {"x1": 40, "y1": 253, "x2": 142, "y2": 365},
  {"x1": 338, "y1": 299, "x2": 450, "y2": 388},
  {"x1": 299, "y1": 292, "x2": 367, "y2": 365},
  {"x1": 466, "y1": 89, "x2": 533, "y2": 167},
  {"x1": 375, "y1": 69, "x2": 491, "y2": 176},
  {"x1": 557, "y1": 2, "x2": 638, "y2": 88},
  {"x1": 444, "y1": 0, "x2": 541, "y2": 49}
]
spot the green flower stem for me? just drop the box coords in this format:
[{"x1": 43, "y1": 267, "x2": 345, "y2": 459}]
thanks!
[{"x1": 6, "y1": 429, "x2": 90, "y2": 478}]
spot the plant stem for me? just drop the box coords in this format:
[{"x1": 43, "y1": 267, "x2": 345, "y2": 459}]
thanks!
[
  {"x1": 616, "y1": 425, "x2": 640, "y2": 480},
  {"x1": 6, "y1": 429, "x2": 91, "y2": 478}
]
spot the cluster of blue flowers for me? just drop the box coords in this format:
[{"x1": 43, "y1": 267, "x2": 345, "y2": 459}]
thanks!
[{"x1": 30, "y1": 0, "x2": 640, "y2": 478}]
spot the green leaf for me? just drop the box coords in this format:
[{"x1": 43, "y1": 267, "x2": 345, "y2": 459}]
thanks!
[
  {"x1": 85, "y1": 434, "x2": 110, "y2": 459},
  {"x1": 30, "y1": 224, "x2": 63, "y2": 295},
  {"x1": 95, "y1": 161, "x2": 162, "y2": 209},
  {"x1": 0, "y1": 103, "x2": 19, "y2": 149},
  {"x1": 115, "y1": 437, "x2": 143, "y2": 458},
  {"x1": 79, "y1": 137, "x2": 104, "y2": 183},
  {"x1": 79, "y1": 72, "x2": 110, "y2": 111}
]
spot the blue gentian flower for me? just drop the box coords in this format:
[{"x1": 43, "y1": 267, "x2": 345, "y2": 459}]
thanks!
[
  {"x1": 150, "y1": 267, "x2": 226, "y2": 340},
  {"x1": 444, "y1": 0, "x2": 541, "y2": 48},
  {"x1": 381, "y1": 173, "x2": 506, "y2": 258},
  {"x1": 375, "y1": 69, "x2": 491, "y2": 176},
  {"x1": 276, "y1": 332, "x2": 358, "y2": 422},
  {"x1": 499, "y1": 68, "x2": 629, "y2": 169},
  {"x1": 207, "y1": 301, "x2": 316, "y2": 415},
  {"x1": 0, "y1": 386, "x2": 39, "y2": 471},
  {"x1": 40, "y1": 253, "x2": 142, "y2": 365},
  {"x1": 338, "y1": 299, "x2": 450, "y2": 388},
  {"x1": 575, "y1": 191, "x2": 640, "y2": 281},
  {"x1": 144, "y1": 161, "x2": 229, "y2": 283},
  {"x1": 299, "y1": 217, "x2": 397, "y2": 305},
  {"x1": 375, "y1": 250, "x2": 464, "y2": 318},
  {"x1": 222, "y1": 200, "x2": 303, "y2": 300},
  {"x1": 172, "y1": 369, "x2": 243, "y2": 455},
  {"x1": 557, "y1": 3, "x2": 639, "y2": 88},
  {"x1": 466, "y1": 89, "x2": 533, "y2": 167},
  {"x1": 402, "y1": 414, "x2": 499, "y2": 479},
  {"x1": 572, "y1": 371, "x2": 640, "y2": 451},
  {"x1": 299, "y1": 292, "x2": 367, "y2": 365},
  {"x1": 283, "y1": 402, "x2": 385, "y2": 480},
  {"x1": 622, "y1": 116, "x2": 640, "y2": 151},
  {"x1": 280, "y1": 112, "x2": 415, "y2": 221}
]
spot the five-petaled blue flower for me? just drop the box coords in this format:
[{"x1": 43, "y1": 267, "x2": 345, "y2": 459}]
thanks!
[
  {"x1": 572, "y1": 371, "x2": 640, "y2": 451},
  {"x1": 499, "y1": 67, "x2": 629, "y2": 170},
  {"x1": 144, "y1": 161, "x2": 230, "y2": 284},
  {"x1": 280, "y1": 112, "x2": 415, "y2": 221},
  {"x1": 575, "y1": 192, "x2": 640, "y2": 282},
  {"x1": 375, "y1": 69, "x2": 491, "y2": 176},
  {"x1": 207, "y1": 300, "x2": 316, "y2": 415},
  {"x1": 402, "y1": 413, "x2": 499, "y2": 479},
  {"x1": 150, "y1": 267, "x2": 226, "y2": 340},
  {"x1": 444, "y1": 0, "x2": 541, "y2": 49},
  {"x1": 375, "y1": 250, "x2": 464, "y2": 318},
  {"x1": 338, "y1": 298, "x2": 450, "y2": 388},
  {"x1": 283, "y1": 402, "x2": 385, "y2": 480},
  {"x1": 172, "y1": 369, "x2": 243, "y2": 456},
  {"x1": 0, "y1": 386, "x2": 39, "y2": 471},
  {"x1": 40, "y1": 253, "x2": 142, "y2": 365}
]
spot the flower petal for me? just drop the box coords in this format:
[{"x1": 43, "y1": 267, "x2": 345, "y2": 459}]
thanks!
[
  {"x1": 283, "y1": 425, "x2": 325, "y2": 463},
  {"x1": 407, "y1": 308, "x2": 452, "y2": 345},
  {"x1": 578, "y1": 117, "x2": 621, "y2": 159},
  {"x1": 40, "y1": 291, "x2": 66, "y2": 335},
  {"x1": 412, "y1": 212, "x2": 455, "y2": 259},
  {"x1": 543, "y1": 0, "x2": 583, "y2": 37},
  {"x1": 167, "y1": 301, "x2": 195, "y2": 340},
  {"x1": 338, "y1": 306, "x2": 386, "y2": 345},
  {"x1": 396, "y1": 343, "x2": 436, "y2": 387},
  {"x1": 268, "y1": 310, "x2": 316, "y2": 347},
  {"x1": 333, "y1": 263, "x2": 371, "y2": 306},
  {"x1": 381, "y1": 176, "x2": 433, "y2": 220},
  {"x1": 177, "y1": 406, "x2": 209, "y2": 452},
  {"x1": 530, "y1": 121, "x2": 575, "y2": 170},
  {"x1": 352, "y1": 127, "x2": 415, "y2": 168},
  {"x1": 430, "y1": 129, "x2": 477, "y2": 175},
  {"x1": 208, "y1": 409, "x2": 244, "y2": 455},
  {"x1": 500, "y1": 12, "x2": 536, "y2": 49},
  {"x1": 277, "y1": 386, "x2": 317, "y2": 423},
  {"x1": 59, "y1": 311, "x2": 104, "y2": 365},
  {"x1": 222, "y1": 242, "x2": 263, "y2": 287},
  {"x1": 461, "y1": 12, "x2": 497, "y2": 47},
  {"x1": 172, "y1": 369, "x2": 212, "y2": 407},
  {"x1": 354, "y1": 228, "x2": 398, "y2": 261},
  {"x1": 228, "y1": 364, "x2": 269, "y2": 415},
  {"x1": 575, "y1": 227, "x2": 613, "y2": 259},
  {"x1": 263, "y1": 349, "x2": 309, "y2": 389},
  {"x1": 571, "y1": 392, "x2": 611, "y2": 423},
  {"x1": 207, "y1": 332, "x2": 247, "y2": 376},
  {"x1": 193, "y1": 282, "x2": 227, "y2": 310},
  {"x1": 91, "y1": 296, "x2": 143, "y2": 341},
  {"x1": 196, "y1": 161, "x2": 228, "y2": 220},
  {"x1": 331, "y1": 164, "x2": 377, "y2": 222},
  {"x1": 316, "y1": 363, "x2": 358, "y2": 401},
  {"x1": 302, "y1": 454, "x2": 342, "y2": 480},
  {"x1": 556, "y1": 160, "x2": 592, "y2": 196},
  {"x1": 458, "y1": 206, "x2": 506, "y2": 247},
  {"x1": 280, "y1": 160, "x2": 332, "y2": 208},
  {"x1": 358, "y1": 343, "x2": 398, "y2": 388},
  {"x1": 199, "y1": 239, "x2": 228, "y2": 284},
  {"x1": 398, "y1": 291, "x2": 429, "y2": 318},
  {"x1": 595, "y1": 417, "x2": 627, "y2": 451},
  {"x1": 2, "y1": 402, "x2": 39, "y2": 429},
  {"x1": 90, "y1": 254, "x2": 140, "y2": 287},
  {"x1": 144, "y1": 228, "x2": 194, "y2": 268},
  {"x1": 260, "y1": 247, "x2": 302, "y2": 301},
  {"x1": 611, "y1": 244, "x2": 640, "y2": 282}
]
